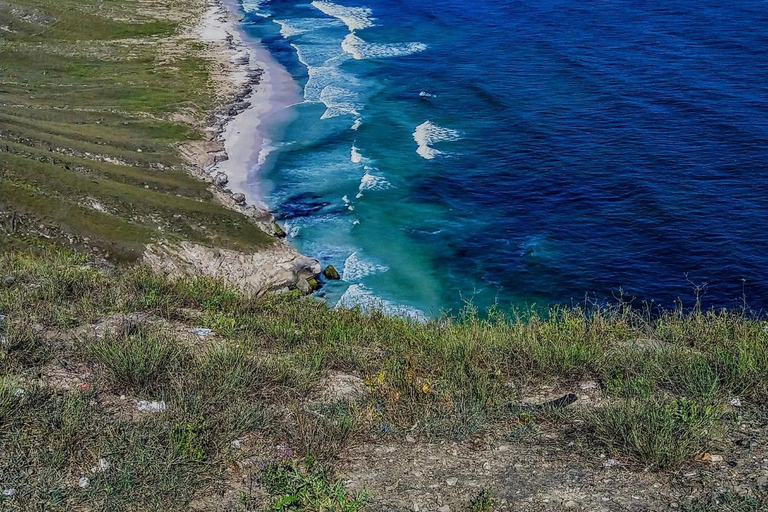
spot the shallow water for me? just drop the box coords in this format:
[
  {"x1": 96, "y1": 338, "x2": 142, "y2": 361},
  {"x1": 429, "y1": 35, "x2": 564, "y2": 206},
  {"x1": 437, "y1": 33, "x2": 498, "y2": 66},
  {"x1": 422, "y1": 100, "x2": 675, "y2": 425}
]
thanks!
[{"x1": 236, "y1": 0, "x2": 768, "y2": 317}]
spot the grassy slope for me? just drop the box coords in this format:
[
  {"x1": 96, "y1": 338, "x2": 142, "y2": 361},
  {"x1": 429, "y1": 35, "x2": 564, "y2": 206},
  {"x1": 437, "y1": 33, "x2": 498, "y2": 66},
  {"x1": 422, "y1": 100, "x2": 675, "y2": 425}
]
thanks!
[
  {"x1": 1, "y1": 250, "x2": 767, "y2": 510},
  {"x1": 0, "y1": 0, "x2": 274, "y2": 260},
  {"x1": 1, "y1": 0, "x2": 767, "y2": 511}
]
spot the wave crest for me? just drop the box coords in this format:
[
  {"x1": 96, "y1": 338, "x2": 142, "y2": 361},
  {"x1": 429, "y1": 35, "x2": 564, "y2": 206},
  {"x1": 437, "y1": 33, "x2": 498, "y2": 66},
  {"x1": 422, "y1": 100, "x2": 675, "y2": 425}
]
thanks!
[
  {"x1": 342, "y1": 33, "x2": 426, "y2": 60},
  {"x1": 413, "y1": 121, "x2": 461, "y2": 160},
  {"x1": 311, "y1": 0, "x2": 374, "y2": 32}
]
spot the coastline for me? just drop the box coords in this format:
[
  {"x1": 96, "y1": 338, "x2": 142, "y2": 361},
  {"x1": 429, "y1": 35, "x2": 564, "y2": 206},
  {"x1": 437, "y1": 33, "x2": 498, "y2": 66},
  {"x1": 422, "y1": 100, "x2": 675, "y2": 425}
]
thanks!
[{"x1": 146, "y1": 0, "x2": 322, "y2": 295}]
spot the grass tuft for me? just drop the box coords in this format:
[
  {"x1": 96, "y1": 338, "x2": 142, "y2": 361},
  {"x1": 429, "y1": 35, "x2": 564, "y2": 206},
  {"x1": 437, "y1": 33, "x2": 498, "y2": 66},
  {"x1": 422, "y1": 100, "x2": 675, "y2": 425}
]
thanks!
[{"x1": 88, "y1": 327, "x2": 181, "y2": 391}]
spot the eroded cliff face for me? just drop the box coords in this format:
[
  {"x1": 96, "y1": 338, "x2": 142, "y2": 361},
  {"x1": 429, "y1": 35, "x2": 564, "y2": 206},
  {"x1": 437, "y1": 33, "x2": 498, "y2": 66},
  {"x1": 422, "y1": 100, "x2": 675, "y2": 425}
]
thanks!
[{"x1": 144, "y1": 241, "x2": 321, "y2": 295}]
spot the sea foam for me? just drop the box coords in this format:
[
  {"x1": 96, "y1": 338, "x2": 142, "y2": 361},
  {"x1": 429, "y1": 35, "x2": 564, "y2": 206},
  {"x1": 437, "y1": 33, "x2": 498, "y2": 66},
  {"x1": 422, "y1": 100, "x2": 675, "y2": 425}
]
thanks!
[
  {"x1": 342, "y1": 33, "x2": 426, "y2": 60},
  {"x1": 342, "y1": 251, "x2": 388, "y2": 281},
  {"x1": 351, "y1": 145, "x2": 363, "y2": 164},
  {"x1": 337, "y1": 284, "x2": 425, "y2": 320},
  {"x1": 413, "y1": 121, "x2": 461, "y2": 160},
  {"x1": 274, "y1": 18, "x2": 341, "y2": 38},
  {"x1": 358, "y1": 169, "x2": 389, "y2": 194},
  {"x1": 242, "y1": 0, "x2": 271, "y2": 17},
  {"x1": 311, "y1": 0, "x2": 374, "y2": 32}
]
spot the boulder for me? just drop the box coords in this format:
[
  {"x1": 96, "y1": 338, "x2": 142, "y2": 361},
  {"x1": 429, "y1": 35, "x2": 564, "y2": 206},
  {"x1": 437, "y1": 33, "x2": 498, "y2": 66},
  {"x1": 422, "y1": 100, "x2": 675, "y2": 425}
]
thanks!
[
  {"x1": 306, "y1": 277, "x2": 322, "y2": 292},
  {"x1": 213, "y1": 172, "x2": 228, "y2": 187},
  {"x1": 271, "y1": 220, "x2": 286, "y2": 238},
  {"x1": 322, "y1": 265, "x2": 340, "y2": 280},
  {"x1": 232, "y1": 193, "x2": 246, "y2": 204}
]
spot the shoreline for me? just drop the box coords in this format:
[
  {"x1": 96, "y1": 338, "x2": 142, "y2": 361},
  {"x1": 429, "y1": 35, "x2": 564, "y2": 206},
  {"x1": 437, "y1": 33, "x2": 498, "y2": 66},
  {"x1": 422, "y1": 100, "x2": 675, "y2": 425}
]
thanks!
[
  {"x1": 145, "y1": 0, "x2": 322, "y2": 295},
  {"x1": 192, "y1": 0, "x2": 301, "y2": 215}
]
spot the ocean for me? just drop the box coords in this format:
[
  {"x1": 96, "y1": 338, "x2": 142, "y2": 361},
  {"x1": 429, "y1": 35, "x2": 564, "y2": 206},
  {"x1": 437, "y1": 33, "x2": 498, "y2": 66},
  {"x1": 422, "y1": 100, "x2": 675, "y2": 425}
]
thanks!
[{"x1": 233, "y1": 0, "x2": 768, "y2": 317}]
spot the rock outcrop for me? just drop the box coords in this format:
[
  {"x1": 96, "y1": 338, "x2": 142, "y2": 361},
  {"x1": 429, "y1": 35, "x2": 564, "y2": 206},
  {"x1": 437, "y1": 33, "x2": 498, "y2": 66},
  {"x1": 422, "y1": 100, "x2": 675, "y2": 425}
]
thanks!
[{"x1": 144, "y1": 241, "x2": 321, "y2": 295}]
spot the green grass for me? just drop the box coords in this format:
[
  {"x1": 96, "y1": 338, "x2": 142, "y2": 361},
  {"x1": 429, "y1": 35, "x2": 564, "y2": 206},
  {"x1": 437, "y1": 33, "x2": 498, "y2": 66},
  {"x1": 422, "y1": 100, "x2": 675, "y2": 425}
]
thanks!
[
  {"x1": 260, "y1": 459, "x2": 368, "y2": 512},
  {"x1": 88, "y1": 327, "x2": 182, "y2": 392},
  {"x1": 1, "y1": 0, "x2": 275, "y2": 260},
  {"x1": 1, "y1": 249, "x2": 767, "y2": 508}
]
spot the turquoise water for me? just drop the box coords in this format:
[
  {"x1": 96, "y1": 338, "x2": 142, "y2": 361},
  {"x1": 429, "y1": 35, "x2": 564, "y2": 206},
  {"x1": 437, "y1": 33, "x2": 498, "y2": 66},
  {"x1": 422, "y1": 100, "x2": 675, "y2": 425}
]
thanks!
[{"x1": 236, "y1": 0, "x2": 768, "y2": 317}]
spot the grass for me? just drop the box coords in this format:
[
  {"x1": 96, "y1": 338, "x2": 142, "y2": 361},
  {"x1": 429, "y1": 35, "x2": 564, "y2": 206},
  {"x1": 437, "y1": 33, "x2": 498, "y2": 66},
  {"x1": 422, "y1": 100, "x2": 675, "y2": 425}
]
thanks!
[
  {"x1": 1, "y1": 247, "x2": 767, "y2": 509},
  {"x1": 0, "y1": 0, "x2": 275, "y2": 260},
  {"x1": 260, "y1": 459, "x2": 368, "y2": 512},
  {"x1": 1, "y1": 0, "x2": 767, "y2": 504},
  {"x1": 88, "y1": 327, "x2": 182, "y2": 392}
]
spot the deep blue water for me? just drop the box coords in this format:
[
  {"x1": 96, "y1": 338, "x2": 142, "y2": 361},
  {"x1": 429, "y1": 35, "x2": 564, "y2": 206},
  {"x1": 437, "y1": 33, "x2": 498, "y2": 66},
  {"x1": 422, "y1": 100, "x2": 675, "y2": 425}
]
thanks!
[{"x1": 237, "y1": 0, "x2": 768, "y2": 317}]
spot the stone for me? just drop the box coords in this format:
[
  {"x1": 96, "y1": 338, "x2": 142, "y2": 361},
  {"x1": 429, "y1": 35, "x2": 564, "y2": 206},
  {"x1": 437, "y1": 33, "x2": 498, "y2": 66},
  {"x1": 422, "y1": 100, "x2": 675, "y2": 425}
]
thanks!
[
  {"x1": 272, "y1": 221, "x2": 286, "y2": 238},
  {"x1": 91, "y1": 458, "x2": 110, "y2": 473},
  {"x1": 320, "y1": 372, "x2": 368, "y2": 401},
  {"x1": 3, "y1": 276, "x2": 15, "y2": 287},
  {"x1": 729, "y1": 397, "x2": 742, "y2": 407},
  {"x1": 232, "y1": 193, "x2": 246, "y2": 204},
  {"x1": 2, "y1": 488, "x2": 16, "y2": 497},
  {"x1": 322, "y1": 264, "x2": 341, "y2": 280},
  {"x1": 446, "y1": 477, "x2": 458, "y2": 486},
  {"x1": 143, "y1": 241, "x2": 321, "y2": 297},
  {"x1": 213, "y1": 172, "x2": 229, "y2": 187},
  {"x1": 307, "y1": 277, "x2": 322, "y2": 292},
  {"x1": 482, "y1": 461, "x2": 491, "y2": 470},
  {"x1": 406, "y1": 435, "x2": 416, "y2": 443},
  {"x1": 411, "y1": 503, "x2": 420, "y2": 512},
  {"x1": 93, "y1": 315, "x2": 139, "y2": 338},
  {"x1": 438, "y1": 506, "x2": 451, "y2": 512},
  {"x1": 190, "y1": 328, "x2": 213, "y2": 337},
  {"x1": 137, "y1": 400, "x2": 167, "y2": 413},
  {"x1": 602, "y1": 459, "x2": 622, "y2": 468},
  {"x1": 564, "y1": 500, "x2": 579, "y2": 509},
  {"x1": 78, "y1": 477, "x2": 90, "y2": 488}
]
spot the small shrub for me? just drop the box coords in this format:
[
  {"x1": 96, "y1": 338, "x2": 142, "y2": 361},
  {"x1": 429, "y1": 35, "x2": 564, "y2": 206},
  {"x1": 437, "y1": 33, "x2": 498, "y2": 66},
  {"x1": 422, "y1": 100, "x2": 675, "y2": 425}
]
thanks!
[
  {"x1": 471, "y1": 489, "x2": 494, "y2": 512},
  {"x1": 261, "y1": 458, "x2": 367, "y2": 512},
  {"x1": 88, "y1": 329, "x2": 180, "y2": 391},
  {"x1": 586, "y1": 397, "x2": 721, "y2": 468},
  {"x1": 170, "y1": 420, "x2": 206, "y2": 460},
  {"x1": 286, "y1": 403, "x2": 359, "y2": 462}
]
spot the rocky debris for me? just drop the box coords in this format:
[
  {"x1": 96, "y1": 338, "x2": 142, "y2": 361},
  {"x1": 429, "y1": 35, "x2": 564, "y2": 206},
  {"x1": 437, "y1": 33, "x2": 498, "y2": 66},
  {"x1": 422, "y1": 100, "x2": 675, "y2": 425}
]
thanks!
[
  {"x1": 136, "y1": 400, "x2": 167, "y2": 413},
  {"x1": 323, "y1": 264, "x2": 341, "y2": 280},
  {"x1": 144, "y1": 241, "x2": 321, "y2": 296},
  {"x1": 319, "y1": 372, "x2": 368, "y2": 402},
  {"x1": 213, "y1": 172, "x2": 229, "y2": 187},
  {"x1": 92, "y1": 314, "x2": 142, "y2": 339}
]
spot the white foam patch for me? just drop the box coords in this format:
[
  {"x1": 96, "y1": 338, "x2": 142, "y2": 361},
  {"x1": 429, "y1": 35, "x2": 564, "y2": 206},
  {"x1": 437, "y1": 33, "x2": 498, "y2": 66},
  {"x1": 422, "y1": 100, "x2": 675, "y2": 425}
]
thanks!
[
  {"x1": 357, "y1": 169, "x2": 390, "y2": 197},
  {"x1": 420, "y1": 91, "x2": 436, "y2": 98},
  {"x1": 342, "y1": 251, "x2": 388, "y2": 281},
  {"x1": 342, "y1": 33, "x2": 426, "y2": 60},
  {"x1": 257, "y1": 139, "x2": 276, "y2": 166},
  {"x1": 311, "y1": 0, "x2": 374, "y2": 32},
  {"x1": 292, "y1": 43, "x2": 362, "y2": 119},
  {"x1": 242, "y1": 0, "x2": 270, "y2": 16},
  {"x1": 274, "y1": 17, "x2": 343, "y2": 38},
  {"x1": 351, "y1": 145, "x2": 363, "y2": 164},
  {"x1": 351, "y1": 118, "x2": 362, "y2": 130},
  {"x1": 413, "y1": 121, "x2": 461, "y2": 160},
  {"x1": 336, "y1": 284, "x2": 425, "y2": 320}
]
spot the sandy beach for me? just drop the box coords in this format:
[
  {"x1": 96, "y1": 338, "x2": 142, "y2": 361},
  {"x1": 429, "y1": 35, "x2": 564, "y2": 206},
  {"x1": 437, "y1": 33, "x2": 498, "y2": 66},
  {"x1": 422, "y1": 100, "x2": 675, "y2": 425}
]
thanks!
[{"x1": 195, "y1": 0, "x2": 302, "y2": 209}]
